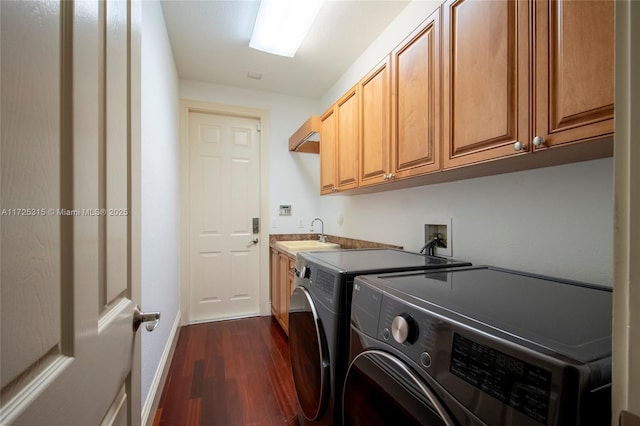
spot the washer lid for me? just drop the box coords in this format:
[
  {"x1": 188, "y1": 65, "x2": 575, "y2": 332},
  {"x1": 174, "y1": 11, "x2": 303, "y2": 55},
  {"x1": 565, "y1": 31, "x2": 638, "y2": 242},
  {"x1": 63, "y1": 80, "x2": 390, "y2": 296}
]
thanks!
[
  {"x1": 357, "y1": 267, "x2": 612, "y2": 363},
  {"x1": 301, "y1": 248, "x2": 471, "y2": 275}
]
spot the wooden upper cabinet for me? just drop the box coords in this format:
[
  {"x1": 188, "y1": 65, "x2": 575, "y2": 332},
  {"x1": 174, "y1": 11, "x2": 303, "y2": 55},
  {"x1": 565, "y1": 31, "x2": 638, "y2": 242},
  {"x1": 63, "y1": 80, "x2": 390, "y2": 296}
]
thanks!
[
  {"x1": 442, "y1": 0, "x2": 530, "y2": 168},
  {"x1": 320, "y1": 106, "x2": 337, "y2": 194},
  {"x1": 392, "y1": 8, "x2": 441, "y2": 179},
  {"x1": 318, "y1": 0, "x2": 613, "y2": 195},
  {"x1": 359, "y1": 56, "x2": 391, "y2": 187},
  {"x1": 336, "y1": 86, "x2": 359, "y2": 190},
  {"x1": 533, "y1": 0, "x2": 614, "y2": 151},
  {"x1": 358, "y1": 9, "x2": 441, "y2": 189},
  {"x1": 320, "y1": 86, "x2": 359, "y2": 194}
]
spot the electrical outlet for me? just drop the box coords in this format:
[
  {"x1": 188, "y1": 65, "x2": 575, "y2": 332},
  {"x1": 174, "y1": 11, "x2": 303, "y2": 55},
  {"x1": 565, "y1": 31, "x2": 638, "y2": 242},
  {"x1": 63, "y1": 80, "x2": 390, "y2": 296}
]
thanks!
[
  {"x1": 424, "y1": 217, "x2": 452, "y2": 257},
  {"x1": 298, "y1": 218, "x2": 304, "y2": 228}
]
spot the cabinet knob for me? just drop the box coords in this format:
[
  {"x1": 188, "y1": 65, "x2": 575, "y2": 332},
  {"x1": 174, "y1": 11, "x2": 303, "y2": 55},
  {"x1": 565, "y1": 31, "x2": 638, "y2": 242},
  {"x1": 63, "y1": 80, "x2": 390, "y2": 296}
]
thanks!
[
  {"x1": 388, "y1": 173, "x2": 396, "y2": 180},
  {"x1": 383, "y1": 174, "x2": 389, "y2": 181},
  {"x1": 533, "y1": 135, "x2": 546, "y2": 147},
  {"x1": 513, "y1": 141, "x2": 524, "y2": 151}
]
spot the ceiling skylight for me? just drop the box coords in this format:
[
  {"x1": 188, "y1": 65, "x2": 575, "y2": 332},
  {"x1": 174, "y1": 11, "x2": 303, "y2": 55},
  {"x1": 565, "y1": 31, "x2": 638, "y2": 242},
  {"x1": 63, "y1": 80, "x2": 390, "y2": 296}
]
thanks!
[{"x1": 249, "y1": 0, "x2": 325, "y2": 58}]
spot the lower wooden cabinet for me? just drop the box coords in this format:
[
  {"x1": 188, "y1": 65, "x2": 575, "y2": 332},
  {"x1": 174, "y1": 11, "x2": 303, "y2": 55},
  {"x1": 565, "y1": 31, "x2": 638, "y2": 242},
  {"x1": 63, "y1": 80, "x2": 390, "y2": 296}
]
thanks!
[
  {"x1": 270, "y1": 248, "x2": 280, "y2": 317},
  {"x1": 270, "y1": 247, "x2": 295, "y2": 335}
]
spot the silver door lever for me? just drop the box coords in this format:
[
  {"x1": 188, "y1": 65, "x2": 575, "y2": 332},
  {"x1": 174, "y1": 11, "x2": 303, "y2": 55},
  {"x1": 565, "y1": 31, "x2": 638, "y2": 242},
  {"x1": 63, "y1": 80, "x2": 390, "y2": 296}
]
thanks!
[{"x1": 133, "y1": 305, "x2": 160, "y2": 332}]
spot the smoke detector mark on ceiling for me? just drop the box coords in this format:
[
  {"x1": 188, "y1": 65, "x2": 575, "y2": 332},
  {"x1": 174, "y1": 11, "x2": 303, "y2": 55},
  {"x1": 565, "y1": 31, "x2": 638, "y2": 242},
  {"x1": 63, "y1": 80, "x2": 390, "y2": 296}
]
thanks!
[{"x1": 247, "y1": 71, "x2": 263, "y2": 80}]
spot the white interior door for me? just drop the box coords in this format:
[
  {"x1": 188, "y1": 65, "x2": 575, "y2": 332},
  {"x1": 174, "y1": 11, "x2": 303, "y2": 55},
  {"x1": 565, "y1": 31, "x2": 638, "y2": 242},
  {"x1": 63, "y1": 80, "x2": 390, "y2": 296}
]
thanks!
[
  {"x1": 1, "y1": 1, "x2": 143, "y2": 424},
  {"x1": 188, "y1": 111, "x2": 261, "y2": 322}
]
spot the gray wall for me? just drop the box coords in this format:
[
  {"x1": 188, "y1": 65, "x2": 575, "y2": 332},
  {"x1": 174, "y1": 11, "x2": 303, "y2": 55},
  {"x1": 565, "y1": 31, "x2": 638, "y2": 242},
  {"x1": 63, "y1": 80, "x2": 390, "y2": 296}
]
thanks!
[
  {"x1": 141, "y1": 0, "x2": 181, "y2": 419},
  {"x1": 319, "y1": 158, "x2": 613, "y2": 286}
]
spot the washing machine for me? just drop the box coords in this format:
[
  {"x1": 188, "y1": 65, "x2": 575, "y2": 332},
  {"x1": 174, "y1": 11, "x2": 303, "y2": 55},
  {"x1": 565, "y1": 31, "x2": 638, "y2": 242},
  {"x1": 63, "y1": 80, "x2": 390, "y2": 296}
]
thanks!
[
  {"x1": 343, "y1": 266, "x2": 612, "y2": 426},
  {"x1": 288, "y1": 248, "x2": 472, "y2": 425}
]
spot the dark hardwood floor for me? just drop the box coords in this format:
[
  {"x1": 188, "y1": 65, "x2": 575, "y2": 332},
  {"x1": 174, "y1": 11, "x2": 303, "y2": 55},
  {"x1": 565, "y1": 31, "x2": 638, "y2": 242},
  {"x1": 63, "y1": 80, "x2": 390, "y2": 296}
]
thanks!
[{"x1": 153, "y1": 316, "x2": 299, "y2": 426}]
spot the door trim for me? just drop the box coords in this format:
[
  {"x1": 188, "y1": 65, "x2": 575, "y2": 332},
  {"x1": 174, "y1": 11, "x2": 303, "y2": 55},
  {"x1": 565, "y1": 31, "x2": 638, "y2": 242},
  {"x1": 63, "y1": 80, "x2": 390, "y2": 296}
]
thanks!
[{"x1": 179, "y1": 99, "x2": 271, "y2": 324}]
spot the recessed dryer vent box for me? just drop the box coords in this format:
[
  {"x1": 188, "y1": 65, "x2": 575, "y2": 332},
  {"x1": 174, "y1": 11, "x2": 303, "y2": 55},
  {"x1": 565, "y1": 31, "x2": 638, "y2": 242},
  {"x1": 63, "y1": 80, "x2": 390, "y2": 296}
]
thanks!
[{"x1": 424, "y1": 217, "x2": 452, "y2": 257}]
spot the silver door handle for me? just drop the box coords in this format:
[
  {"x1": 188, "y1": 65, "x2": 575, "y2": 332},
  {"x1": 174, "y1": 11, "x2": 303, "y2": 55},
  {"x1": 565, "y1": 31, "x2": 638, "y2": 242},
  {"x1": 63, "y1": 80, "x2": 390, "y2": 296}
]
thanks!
[
  {"x1": 248, "y1": 238, "x2": 259, "y2": 246},
  {"x1": 133, "y1": 305, "x2": 160, "y2": 332}
]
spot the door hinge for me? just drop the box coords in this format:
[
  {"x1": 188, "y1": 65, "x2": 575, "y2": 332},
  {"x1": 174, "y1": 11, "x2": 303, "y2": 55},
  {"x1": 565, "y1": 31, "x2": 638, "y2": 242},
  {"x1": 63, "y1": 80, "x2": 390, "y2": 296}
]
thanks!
[{"x1": 257, "y1": 123, "x2": 261, "y2": 132}]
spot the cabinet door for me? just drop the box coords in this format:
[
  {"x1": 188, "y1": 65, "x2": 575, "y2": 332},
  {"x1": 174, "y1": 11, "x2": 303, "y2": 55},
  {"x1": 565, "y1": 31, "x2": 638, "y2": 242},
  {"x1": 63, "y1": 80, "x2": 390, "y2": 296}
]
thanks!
[
  {"x1": 278, "y1": 253, "x2": 290, "y2": 332},
  {"x1": 270, "y1": 249, "x2": 280, "y2": 317},
  {"x1": 359, "y1": 56, "x2": 391, "y2": 187},
  {"x1": 336, "y1": 86, "x2": 359, "y2": 190},
  {"x1": 320, "y1": 106, "x2": 337, "y2": 194},
  {"x1": 392, "y1": 9, "x2": 441, "y2": 179},
  {"x1": 285, "y1": 257, "x2": 295, "y2": 333},
  {"x1": 533, "y1": 0, "x2": 614, "y2": 150},
  {"x1": 442, "y1": 0, "x2": 530, "y2": 168}
]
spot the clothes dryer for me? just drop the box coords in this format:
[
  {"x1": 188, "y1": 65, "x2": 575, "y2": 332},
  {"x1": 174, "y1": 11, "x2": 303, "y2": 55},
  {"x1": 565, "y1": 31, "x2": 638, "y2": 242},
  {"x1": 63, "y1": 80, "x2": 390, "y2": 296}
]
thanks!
[{"x1": 344, "y1": 266, "x2": 612, "y2": 425}]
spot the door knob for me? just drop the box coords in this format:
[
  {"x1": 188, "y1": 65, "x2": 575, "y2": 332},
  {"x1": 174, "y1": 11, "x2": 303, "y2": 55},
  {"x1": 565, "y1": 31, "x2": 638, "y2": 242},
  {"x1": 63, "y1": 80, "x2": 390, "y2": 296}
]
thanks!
[
  {"x1": 133, "y1": 305, "x2": 160, "y2": 332},
  {"x1": 248, "y1": 238, "x2": 259, "y2": 246}
]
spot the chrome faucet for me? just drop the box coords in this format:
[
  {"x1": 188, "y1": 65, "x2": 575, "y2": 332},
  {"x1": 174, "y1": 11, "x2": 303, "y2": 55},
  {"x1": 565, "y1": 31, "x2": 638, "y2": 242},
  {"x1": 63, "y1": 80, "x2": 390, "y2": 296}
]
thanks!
[{"x1": 310, "y1": 218, "x2": 326, "y2": 243}]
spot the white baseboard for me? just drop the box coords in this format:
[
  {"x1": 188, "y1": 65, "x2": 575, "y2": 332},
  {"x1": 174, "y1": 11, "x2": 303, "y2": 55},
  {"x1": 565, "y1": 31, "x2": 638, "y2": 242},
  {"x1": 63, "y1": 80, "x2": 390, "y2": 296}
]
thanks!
[{"x1": 142, "y1": 310, "x2": 182, "y2": 426}]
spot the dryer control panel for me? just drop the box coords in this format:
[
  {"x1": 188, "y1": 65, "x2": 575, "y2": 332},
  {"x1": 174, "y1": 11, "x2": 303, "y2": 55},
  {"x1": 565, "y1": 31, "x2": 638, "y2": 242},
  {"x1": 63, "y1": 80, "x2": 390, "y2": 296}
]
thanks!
[
  {"x1": 375, "y1": 292, "x2": 554, "y2": 425},
  {"x1": 378, "y1": 295, "x2": 438, "y2": 359},
  {"x1": 450, "y1": 333, "x2": 552, "y2": 424}
]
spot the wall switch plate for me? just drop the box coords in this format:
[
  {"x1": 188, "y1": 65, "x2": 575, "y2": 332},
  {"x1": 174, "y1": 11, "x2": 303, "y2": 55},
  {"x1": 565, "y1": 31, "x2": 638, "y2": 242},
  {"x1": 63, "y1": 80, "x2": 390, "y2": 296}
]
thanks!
[{"x1": 424, "y1": 217, "x2": 452, "y2": 257}]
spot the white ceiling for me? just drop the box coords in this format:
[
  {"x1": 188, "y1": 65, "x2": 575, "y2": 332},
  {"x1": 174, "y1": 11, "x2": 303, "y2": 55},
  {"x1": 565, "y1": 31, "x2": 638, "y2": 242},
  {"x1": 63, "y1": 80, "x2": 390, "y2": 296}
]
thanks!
[{"x1": 160, "y1": 0, "x2": 410, "y2": 99}]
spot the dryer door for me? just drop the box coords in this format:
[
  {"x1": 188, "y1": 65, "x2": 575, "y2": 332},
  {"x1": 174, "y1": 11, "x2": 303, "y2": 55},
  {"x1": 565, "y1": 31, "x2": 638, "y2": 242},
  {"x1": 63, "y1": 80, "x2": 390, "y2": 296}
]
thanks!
[
  {"x1": 289, "y1": 286, "x2": 330, "y2": 421},
  {"x1": 343, "y1": 350, "x2": 454, "y2": 426}
]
